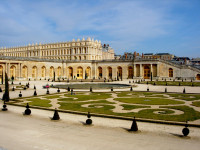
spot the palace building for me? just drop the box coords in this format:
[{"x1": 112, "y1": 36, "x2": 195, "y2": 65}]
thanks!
[{"x1": 0, "y1": 38, "x2": 200, "y2": 82}]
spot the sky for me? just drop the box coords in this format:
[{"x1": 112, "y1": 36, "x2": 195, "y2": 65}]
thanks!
[{"x1": 0, "y1": 0, "x2": 200, "y2": 58}]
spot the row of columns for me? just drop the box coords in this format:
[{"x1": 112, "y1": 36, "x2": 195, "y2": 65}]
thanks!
[{"x1": 0, "y1": 62, "x2": 159, "y2": 80}]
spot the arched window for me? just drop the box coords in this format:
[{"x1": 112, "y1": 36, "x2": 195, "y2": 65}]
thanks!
[
  {"x1": 41, "y1": 66, "x2": 46, "y2": 78},
  {"x1": 77, "y1": 66, "x2": 83, "y2": 79},
  {"x1": 0, "y1": 65, "x2": 3, "y2": 76},
  {"x1": 50, "y1": 66, "x2": 54, "y2": 78},
  {"x1": 86, "y1": 67, "x2": 91, "y2": 79},
  {"x1": 98, "y1": 67, "x2": 102, "y2": 78},
  {"x1": 57, "y1": 67, "x2": 61, "y2": 77},
  {"x1": 22, "y1": 66, "x2": 28, "y2": 78},
  {"x1": 108, "y1": 67, "x2": 112, "y2": 79},
  {"x1": 169, "y1": 68, "x2": 173, "y2": 77},
  {"x1": 196, "y1": 74, "x2": 200, "y2": 80},
  {"x1": 10, "y1": 65, "x2": 16, "y2": 78},
  {"x1": 68, "y1": 67, "x2": 73, "y2": 78},
  {"x1": 32, "y1": 66, "x2": 37, "y2": 78},
  {"x1": 117, "y1": 66, "x2": 122, "y2": 80}
]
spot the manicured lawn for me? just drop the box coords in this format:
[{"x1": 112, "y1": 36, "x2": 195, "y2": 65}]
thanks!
[
  {"x1": 25, "y1": 98, "x2": 52, "y2": 107},
  {"x1": 116, "y1": 91, "x2": 167, "y2": 98},
  {"x1": 168, "y1": 93, "x2": 200, "y2": 101},
  {"x1": 44, "y1": 95, "x2": 61, "y2": 99},
  {"x1": 160, "y1": 106, "x2": 200, "y2": 122},
  {"x1": 140, "y1": 81, "x2": 200, "y2": 86},
  {"x1": 192, "y1": 101, "x2": 200, "y2": 107},
  {"x1": 11, "y1": 91, "x2": 200, "y2": 122},
  {"x1": 58, "y1": 101, "x2": 115, "y2": 114},
  {"x1": 63, "y1": 92, "x2": 112, "y2": 101},
  {"x1": 114, "y1": 97, "x2": 184, "y2": 105},
  {"x1": 121, "y1": 104, "x2": 150, "y2": 110}
]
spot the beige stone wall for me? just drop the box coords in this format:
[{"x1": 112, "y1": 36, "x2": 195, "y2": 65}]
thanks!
[
  {"x1": 0, "y1": 38, "x2": 114, "y2": 61},
  {"x1": 0, "y1": 59, "x2": 199, "y2": 81}
]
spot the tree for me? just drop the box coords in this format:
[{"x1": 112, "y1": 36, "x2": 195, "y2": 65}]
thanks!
[{"x1": 2, "y1": 72, "x2": 10, "y2": 102}]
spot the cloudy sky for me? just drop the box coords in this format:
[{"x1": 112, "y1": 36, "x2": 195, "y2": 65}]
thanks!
[{"x1": 0, "y1": 0, "x2": 200, "y2": 57}]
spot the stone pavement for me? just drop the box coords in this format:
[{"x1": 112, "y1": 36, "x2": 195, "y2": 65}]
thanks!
[{"x1": 0, "y1": 103, "x2": 200, "y2": 150}]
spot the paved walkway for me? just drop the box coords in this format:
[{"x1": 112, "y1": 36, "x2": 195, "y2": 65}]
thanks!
[
  {"x1": 1, "y1": 80, "x2": 200, "y2": 150},
  {"x1": 0, "y1": 103, "x2": 200, "y2": 150}
]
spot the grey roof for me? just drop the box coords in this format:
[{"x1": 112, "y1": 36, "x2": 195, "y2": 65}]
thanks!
[
  {"x1": 155, "y1": 53, "x2": 171, "y2": 55},
  {"x1": 144, "y1": 53, "x2": 153, "y2": 55}
]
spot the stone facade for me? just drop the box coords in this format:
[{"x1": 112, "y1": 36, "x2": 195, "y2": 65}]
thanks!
[
  {"x1": 0, "y1": 38, "x2": 200, "y2": 81},
  {"x1": 0, "y1": 38, "x2": 114, "y2": 61},
  {"x1": 0, "y1": 57, "x2": 200, "y2": 82}
]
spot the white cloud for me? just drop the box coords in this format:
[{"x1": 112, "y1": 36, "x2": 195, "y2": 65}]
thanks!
[{"x1": 0, "y1": 0, "x2": 199, "y2": 57}]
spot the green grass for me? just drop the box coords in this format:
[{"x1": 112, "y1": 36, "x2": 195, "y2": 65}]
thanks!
[
  {"x1": 57, "y1": 98, "x2": 75, "y2": 102},
  {"x1": 10, "y1": 91, "x2": 200, "y2": 122},
  {"x1": 58, "y1": 101, "x2": 115, "y2": 114},
  {"x1": 160, "y1": 105, "x2": 200, "y2": 121},
  {"x1": 114, "y1": 97, "x2": 184, "y2": 105},
  {"x1": 140, "y1": 81, "x2": 200, "y2": 86},
  {"x1": 63, "y1": 92, "x2": 112, "y2": 101},
  {"x1": 121, "y1": 104, "x2": 150, "y2": 110},
  {"x1": 192, "y1": 101, "x2": 200, "y2": 107},
  {"x1": 44, "y1": 95, "x2": 61, "y2": 99},
  {"x1": 168, "y1": 93, "x2": 200, "y2": 101},
  {"x1": 25, "y1": 98, "x2": 52, "y2": 107}
]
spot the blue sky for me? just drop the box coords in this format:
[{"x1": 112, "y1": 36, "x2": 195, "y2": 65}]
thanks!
[{"x1": 0, "y1": 0, "x2": 200, "y2": 57}]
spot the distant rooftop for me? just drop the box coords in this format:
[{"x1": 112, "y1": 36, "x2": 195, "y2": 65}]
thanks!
[{"x1": 144, "y1": 53, "x2": 153, "y2": 55}]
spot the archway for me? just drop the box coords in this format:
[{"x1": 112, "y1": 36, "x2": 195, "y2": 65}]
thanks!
[
  {"x1": 0, "y1": 65, "x2": 3, "y2": 83},
  {"x1": 77, "y1": 66, "x2": 83, "y2": 79},
  {"x1": 10, "y1": 65, "x2": 16, "y2": 79},
  {"x1": 32, "y1": 66, "x2": 37, "y2": 79},
  {"x1": 68, "y1": 67, "x2": 73, "y2": 79},
  {"x1": 144, "y1": 66, "x2": 150, "y2": 79},
  {"x1": 128, "y1": 66, "x2": 133, "y2": 79},
  {"x1": 196, "y1": 74, "x2": 200, "y2": 80},
  {"x1": 57, "y1": 67, "x2": 61, "y2": 77},
  {"x1": 50, "y1": 66, "x2": 54, "y2": 78},
  {"x1": 41, "y1": 66, "x2": 46, "y2": 78},
  {"x1": 22, "y1": 66, "x2": 28, "y2": 79},
  {"x1": 108, "y1": 67, "x2": 112, "y2": 79},
  {"x1": 169, "y1": 68, "x2": 173, "y2": 77},
  {"x1": 98, "y1": 67, "x2": 102, "y2": 78},
  {"x1": 85, "y1": 67, "x2": 91, "y2": 79},
  {"x1": 117, "y1": 66, "x2": 122, "y2": 80}
]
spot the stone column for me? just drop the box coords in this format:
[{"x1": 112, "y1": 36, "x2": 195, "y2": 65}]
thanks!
[
  {"x1": 112, "y1": 67, "x2": 117, "y2": 80},
  {"x1": 157, "y1": 63, "x2": 159, "y2": 77},
  {"x1": 139, "y1": 64, "x2": 142, "y2": 77},
  {"x1": 134, "y1": 64, "x2": 136, "y2": 77},
  {"x1": 83, "y1": 67, "x2": 85, "y2": 79},
  {"x1": 73, "y1": 66, "x2": 77, "y2": 79},
  {"x1": 123, "y1": 66, "x2": 128, "y2": 79},
  {"x1": 91, "y1": 62, "x2": 96, "y2": 79},
  {"x1": 62, "y1": 63, "x2": 66, "y2": 78}
]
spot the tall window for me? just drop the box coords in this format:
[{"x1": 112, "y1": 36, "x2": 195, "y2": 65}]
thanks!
[
  {"x1": 57, "y1": 67, "x2": 61, "y2": 77},
  {"x1": 128, "y1": 66, "x2": 133, "y2": 78},
  {"x1": 169, "y1": 68, "x2": 173, "y2": 77},
  {"x1": 22, "y1": 66, "x2": 28, "y2": 78},
  {"x1": 98, "y1": 67, "x2": 102, "y2": 78},
  {"x1": 50, "y1": 67, "x2": 54, "y2": 78},
  {"x1": 41, "y1": 66, "x2": 46, "y2": 77},
  {"x1": 32, "y1": 66, "x2": 37, "y2": 78},
  {"x1": 10, "y1": 65, "x2": 16, "y2": 78}
]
